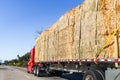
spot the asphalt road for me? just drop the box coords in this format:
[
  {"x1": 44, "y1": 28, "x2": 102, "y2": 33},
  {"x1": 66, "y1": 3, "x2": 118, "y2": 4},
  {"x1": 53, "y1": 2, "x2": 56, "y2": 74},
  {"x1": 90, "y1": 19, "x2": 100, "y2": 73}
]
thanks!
[{"x1": 0, "y1": 65, "x2": 83, "y2": 80}]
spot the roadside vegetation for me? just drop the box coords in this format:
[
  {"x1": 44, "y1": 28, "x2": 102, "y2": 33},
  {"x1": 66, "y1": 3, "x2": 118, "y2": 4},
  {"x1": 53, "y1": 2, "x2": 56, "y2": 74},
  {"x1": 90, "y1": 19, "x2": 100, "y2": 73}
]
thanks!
[{"x1": 4, "y1": 52, "x2": 30, "y2": 67}]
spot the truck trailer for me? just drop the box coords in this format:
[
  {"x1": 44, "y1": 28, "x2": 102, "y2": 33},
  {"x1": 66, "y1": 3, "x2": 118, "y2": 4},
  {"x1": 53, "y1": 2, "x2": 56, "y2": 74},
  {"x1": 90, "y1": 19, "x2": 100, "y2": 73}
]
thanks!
[{"x1": 27, "y1": 0, "x2": 120, "y2": 80}]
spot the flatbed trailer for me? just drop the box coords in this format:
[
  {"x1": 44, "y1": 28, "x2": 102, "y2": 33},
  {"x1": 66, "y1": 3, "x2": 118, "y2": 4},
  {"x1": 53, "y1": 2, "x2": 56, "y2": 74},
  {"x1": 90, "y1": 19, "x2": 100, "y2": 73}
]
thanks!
[{"x1": 28, "y1": 48, "x2": 120, "y2": 80}]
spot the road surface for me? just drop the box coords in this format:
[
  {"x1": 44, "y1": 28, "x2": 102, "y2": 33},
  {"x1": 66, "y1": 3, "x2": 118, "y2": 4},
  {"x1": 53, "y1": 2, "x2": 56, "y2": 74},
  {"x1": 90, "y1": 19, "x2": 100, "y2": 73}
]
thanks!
[{"x1": 0, "y1": 65, "x2": 83, "y2": 80}]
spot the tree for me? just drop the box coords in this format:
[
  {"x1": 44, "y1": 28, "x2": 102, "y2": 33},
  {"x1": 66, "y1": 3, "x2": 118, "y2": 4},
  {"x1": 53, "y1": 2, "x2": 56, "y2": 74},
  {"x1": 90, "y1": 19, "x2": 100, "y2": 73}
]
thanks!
[{"x1": 4, "y1": 52, "x2": 30, "y2": 67}]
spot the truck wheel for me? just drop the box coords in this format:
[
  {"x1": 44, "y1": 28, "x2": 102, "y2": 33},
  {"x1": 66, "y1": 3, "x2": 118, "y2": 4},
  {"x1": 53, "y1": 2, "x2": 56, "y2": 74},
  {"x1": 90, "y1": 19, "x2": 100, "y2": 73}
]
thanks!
[
  {"x1": 32, "y1": 67, "x2": 34, "y2": 74},
  {"x1": 83, "y1": 70, "x2": 102, "y2": 80},
  {"x1": 36, "y1": 66, "x2": 40, "y2": 77},
  {"x1": 33, "y1": 66, "x2": 37, "y2": 76},
  {"x1": 96, "y1": 70, "x2": 105, "y2": 80}
]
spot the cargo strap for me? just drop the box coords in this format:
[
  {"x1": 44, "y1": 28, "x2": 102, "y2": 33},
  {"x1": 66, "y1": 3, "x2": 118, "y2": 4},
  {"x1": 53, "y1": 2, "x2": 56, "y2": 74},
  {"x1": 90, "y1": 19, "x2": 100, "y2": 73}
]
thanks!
[{"x1": 96, "y1": 24, "x2": 120, "y2": 58}]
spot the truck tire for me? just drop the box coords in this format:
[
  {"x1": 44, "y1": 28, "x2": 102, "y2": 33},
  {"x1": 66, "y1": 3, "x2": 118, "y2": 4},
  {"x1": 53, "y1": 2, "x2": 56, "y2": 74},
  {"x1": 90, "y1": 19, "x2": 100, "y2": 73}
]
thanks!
[
  {"x1": 82, "y1": 69, "x2": 103, "y2": 80},
  {"x1": 32, "y1": 67, "x2": 34, "y2": 74},
  {"x1": 36, "y1": 66, "x2": 40, "y2": 77},
  {"x1": 96, "y1": 70, "x2": 105, "y2": 80},
  {"x1": 33, "y1": 66, "x2": 37, "y2": 76}
]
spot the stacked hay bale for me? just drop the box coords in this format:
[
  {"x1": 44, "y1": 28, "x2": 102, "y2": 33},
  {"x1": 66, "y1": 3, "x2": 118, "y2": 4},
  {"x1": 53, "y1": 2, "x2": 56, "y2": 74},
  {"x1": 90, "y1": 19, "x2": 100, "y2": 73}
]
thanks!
[{"x1": 35, "y1": 0, "x2": 120, "y2": 62}]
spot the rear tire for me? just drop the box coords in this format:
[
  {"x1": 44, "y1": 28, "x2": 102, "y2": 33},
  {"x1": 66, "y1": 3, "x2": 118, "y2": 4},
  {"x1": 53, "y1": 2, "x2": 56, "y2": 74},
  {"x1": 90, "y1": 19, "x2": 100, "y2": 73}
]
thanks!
[
  {"x1": 96, "y1": 70, "x2": 105, "y2": 80},
  {"x1": 83, "y1": 69, "x2": 103, "y2": 80},
  {"x1": 36, "y1": 66, "x2": 40, "y2": 77},
  {"x1": 33, "y1": 66, "x2": 37, "y2": 76}
]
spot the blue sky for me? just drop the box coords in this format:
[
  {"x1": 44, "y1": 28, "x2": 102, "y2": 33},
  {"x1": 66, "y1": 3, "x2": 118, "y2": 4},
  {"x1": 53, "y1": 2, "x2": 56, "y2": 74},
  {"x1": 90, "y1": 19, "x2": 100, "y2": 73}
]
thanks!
[{"x1": 0, "y1": 0, "x2": 84, "y2": 61}]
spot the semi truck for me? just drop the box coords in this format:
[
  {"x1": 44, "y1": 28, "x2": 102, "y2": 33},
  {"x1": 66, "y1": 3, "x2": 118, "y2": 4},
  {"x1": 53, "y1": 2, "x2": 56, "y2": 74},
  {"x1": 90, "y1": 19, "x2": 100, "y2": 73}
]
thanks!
[{"x1": 27, "y1": 0, "x2": 120, "y2": 80}]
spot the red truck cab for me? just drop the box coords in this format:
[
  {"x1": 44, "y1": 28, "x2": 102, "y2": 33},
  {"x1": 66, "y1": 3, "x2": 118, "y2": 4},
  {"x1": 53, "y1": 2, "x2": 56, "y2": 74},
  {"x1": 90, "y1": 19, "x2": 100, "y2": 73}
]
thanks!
[{"x1": 27, "y1": 47, "x2": 35, "y2": 73}]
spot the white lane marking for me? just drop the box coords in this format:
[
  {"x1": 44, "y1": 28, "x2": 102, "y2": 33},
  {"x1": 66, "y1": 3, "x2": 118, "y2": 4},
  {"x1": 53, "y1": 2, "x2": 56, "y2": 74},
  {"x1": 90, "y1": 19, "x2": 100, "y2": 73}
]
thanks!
[{"x1": 24, "y1": 75, "x2": 30, "y2": 79}]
